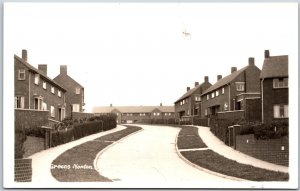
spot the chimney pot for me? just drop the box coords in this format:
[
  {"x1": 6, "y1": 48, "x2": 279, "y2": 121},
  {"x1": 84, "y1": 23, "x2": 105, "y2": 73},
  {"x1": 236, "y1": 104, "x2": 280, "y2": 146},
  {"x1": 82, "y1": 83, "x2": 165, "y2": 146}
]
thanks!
[
  {"x1": 38, "y1": 64, "x2": 47, "y2": 75},
  {"x1": 204, "y1": 76, "x2": 209, "y2": 83},
  {"x1": 231, "y1": 67, "x2": 237, "y2": 73},
  {"x1": 60, "y1": 65, "x2": 67, "y2": 75},
  {"x1": 264, "y1": 50, "x2": 270, "y2": 58},
  {"x1": 195, "y1": 82, "x2": 199, "y2": 87},
  {"x1": 22, "y1": 49, "x2": 28, "y2": 61},
  {"x1": 187, "y1": 87, "x2": 190, "y2": 92},
  {"x1": 249, "y1": 57, "x2": 255, "y2": 66},
  {"x1": 217, "y1": 75, "x2": 222, "y2": 81},
  {"x1": 110, "y1": 104, "x2": 113, "y2": 107}
]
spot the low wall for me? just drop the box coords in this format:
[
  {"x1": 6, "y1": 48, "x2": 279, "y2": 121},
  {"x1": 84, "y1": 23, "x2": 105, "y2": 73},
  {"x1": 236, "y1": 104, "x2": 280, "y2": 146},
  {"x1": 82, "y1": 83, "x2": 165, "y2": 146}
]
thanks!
[
  {"x1": 15, "y1": 109, "x2": 49, "y2": 130},
  {"x1": 15, "y1": 159, "x2": 32, "y2": 182},
  {"x1": 217, "y1": 110, "x2": 245, "y2": 121},
  {"x1": 23, "y1": 136, "x2": 45, "y2": 158},
  {"x1": 71, "y1": 112, "x2": 94, "y2": 120},
  {"x1": 236, "y1": 134, "x2": 289, "y2": 166}
]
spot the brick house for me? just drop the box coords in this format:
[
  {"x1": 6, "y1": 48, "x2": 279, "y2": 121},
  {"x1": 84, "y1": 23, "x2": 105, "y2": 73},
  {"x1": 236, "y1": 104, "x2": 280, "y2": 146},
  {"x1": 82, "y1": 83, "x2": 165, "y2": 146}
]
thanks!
[
  {"x1": 201, "y1": 57, "x2": 261, "y2": 122},
  {"x1": 14, "y1": 50, "x2": 66, "y2": 121},
  {"x1": 93, "y1": 104, "x2": 175, "y2": 124},
  {"x1": 174, "y1": 76, "x2": 211, "y2": 123},
  {"x1": 260, "y1": 50, "x2": 288, "y2": 124},
  {"x1": 54, "y1": 65, "x2": 85, "y2": 118}
]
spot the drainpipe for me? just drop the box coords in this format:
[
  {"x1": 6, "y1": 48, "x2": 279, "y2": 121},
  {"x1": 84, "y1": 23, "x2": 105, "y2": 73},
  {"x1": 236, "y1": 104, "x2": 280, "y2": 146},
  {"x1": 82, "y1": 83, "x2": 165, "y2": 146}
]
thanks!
[
  {"x1": 227, "y1": 84, "x2": 231, "y2": 111},
  {"x1": 261, "y1": 78, "x2": 264, "y2": 123}
]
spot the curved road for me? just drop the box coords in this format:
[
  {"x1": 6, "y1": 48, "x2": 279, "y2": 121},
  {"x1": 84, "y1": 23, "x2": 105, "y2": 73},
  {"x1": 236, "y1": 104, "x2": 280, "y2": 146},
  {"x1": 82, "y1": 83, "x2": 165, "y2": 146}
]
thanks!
[{"x1": 96, "y1": 125, "x2": 236, "y2": 187}]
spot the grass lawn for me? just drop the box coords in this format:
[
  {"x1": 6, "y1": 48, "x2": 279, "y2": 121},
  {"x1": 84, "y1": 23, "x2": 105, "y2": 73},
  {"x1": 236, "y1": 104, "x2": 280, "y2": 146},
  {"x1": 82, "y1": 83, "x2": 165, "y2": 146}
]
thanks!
[
  {"x1": 181, "y1": 150, "x2": 289, "y2": 181},
  {"x1": 177, "y1": 126, "x2": 207, "y2": 150},
  {"x1": 51, "y1": 125, "x2": 142, "y2": 182}
]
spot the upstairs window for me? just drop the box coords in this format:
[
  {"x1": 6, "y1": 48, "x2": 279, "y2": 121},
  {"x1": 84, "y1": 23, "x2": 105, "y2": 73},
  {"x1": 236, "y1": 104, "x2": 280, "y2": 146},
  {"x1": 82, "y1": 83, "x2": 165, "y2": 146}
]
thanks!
[
  {"x1": 34, "y1": 74, "x2": 40, "y2": 85},
  {"x1": 51, "y1": 86, "x2": 55, "y2": 94},
  {"x1": 207, "y1": 94, "x2": 210, "y2": 100},
  {"x1": 50, "y1": 106, "x2": 55, "y2": 117},
  {"x1": 76, "y1": 88, "x2": 81, "y2": 94},
  {"x1": 58, "y1": 90, "x2": 61, "y2": 97},
  {"x1": 224, "y1": 102, "x2": 229, "y2": 111},
  {"x1": 236, "y1": 82, "x2": 245, "y2": 91},
  {"x1": 14, "y1": 96, "x2": 25, "y2": 108},
  {"x1": 216, "y1": 90, "x2": 219, "y2": 97},
  {"x1": 18, "y1": 70, "x2": 25, "y2": 80},
  {"x1": 211, "y1": 92, "x2": 215, "y2": 98},
  {"x1": 43, "y1": 81, "x2": 47, "y2": 89},
  {"x1": 222, "y1": 87, "x2": 225, "y2": 94},
  {"x1": 195, "y1": 95, "x2": 201, "y2": 101},
  {"x1": 273, "y1": 78, "x2": 288, "y2": 88}
]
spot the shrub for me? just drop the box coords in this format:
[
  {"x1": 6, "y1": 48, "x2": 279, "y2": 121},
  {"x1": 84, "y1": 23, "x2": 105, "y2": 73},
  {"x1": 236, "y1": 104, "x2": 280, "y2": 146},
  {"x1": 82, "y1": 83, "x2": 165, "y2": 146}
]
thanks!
[
  {"x1": 15, "y1": 128, "x2": 27, "y2": 159},
  {"x1": 210, "y1": 118, "x2": 233, "y2": 145}
]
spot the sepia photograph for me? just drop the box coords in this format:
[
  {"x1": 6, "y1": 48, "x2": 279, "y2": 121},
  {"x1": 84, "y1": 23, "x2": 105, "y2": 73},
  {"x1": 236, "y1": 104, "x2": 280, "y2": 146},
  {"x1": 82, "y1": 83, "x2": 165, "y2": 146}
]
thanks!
[{"x1": 3, "y1": 2, "x2": 298, "y2": 189}]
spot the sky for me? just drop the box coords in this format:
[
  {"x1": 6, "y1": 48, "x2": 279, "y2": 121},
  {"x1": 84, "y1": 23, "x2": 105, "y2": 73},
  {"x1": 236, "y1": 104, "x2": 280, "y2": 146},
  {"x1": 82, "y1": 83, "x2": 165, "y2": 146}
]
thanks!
[{"x1": 4, "y1": 2, "x2": 298, "y2": 113}]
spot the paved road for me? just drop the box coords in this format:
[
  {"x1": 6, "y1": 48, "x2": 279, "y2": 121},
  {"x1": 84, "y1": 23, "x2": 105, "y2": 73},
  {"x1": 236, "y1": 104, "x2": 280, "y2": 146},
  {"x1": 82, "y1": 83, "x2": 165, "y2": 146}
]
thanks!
[{"x1": 96, "y1": 125, "x2": 235, "y2": 187}]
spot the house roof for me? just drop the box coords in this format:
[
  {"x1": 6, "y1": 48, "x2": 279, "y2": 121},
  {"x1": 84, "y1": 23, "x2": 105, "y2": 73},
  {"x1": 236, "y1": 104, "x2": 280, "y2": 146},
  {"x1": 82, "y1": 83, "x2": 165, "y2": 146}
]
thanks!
[
  {"x1": 202, "y1": 66, "x2": 249, "y2": 95},
  {"x1": 14, "y1": 55, "x2": 66, "y2": 92},
  {"x1": 260, "y1": 55, "x2": 288, "y2": 79},
  {"x1": 54, "y1": 73, "x2": 84, "y2": 89},
  {"x1": 175, "y1": 83, "x2": 204, "y2": 103},
  {"x1": 93, "y1": 105, "x2": 175, "y2": 113}
]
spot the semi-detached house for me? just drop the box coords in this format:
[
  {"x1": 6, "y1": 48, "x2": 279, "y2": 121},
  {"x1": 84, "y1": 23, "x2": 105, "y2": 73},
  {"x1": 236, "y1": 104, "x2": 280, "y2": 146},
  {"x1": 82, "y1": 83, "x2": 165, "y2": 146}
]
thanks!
[
  {"x1": 14, "y1": 50, "x2": 67, "y2": 121},
  {"x1": 201, "y1": 57, "x2": 261, "y2": 122}
]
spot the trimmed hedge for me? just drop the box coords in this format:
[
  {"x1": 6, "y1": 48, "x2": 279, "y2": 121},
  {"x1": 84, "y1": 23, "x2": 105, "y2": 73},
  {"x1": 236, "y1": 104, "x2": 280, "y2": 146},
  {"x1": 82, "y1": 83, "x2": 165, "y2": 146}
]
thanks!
[
  {"x1": 15, "y1": 128, "x2": 27, "y2": 159},
  {"x1": 209, "y1": 118, "x2": 234, "y2": 145}
]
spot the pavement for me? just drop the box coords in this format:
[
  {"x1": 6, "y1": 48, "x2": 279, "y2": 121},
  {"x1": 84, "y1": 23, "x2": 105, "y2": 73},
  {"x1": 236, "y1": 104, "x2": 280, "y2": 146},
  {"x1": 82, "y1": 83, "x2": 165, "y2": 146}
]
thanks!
[{"x1": 194, "y1": 125, "x2": 289, "y2": 173}]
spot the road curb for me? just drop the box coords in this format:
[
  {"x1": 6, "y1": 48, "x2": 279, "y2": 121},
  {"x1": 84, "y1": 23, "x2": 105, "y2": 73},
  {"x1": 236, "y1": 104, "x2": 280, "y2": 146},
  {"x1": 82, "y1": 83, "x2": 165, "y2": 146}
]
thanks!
[
  {"x1": 174, "y1": 127, "x2": 248, "y2": 182},
  {"x1": 93, "y1": 125, "x2": 144, "y2": 180}
]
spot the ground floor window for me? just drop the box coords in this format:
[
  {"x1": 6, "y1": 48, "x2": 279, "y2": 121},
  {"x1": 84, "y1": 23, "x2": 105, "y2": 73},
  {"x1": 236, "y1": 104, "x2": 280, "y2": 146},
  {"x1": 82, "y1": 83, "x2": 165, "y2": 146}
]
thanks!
[
  {"x1": 72, "y1": 104, "x2": 80, "y2": 112},
  {"x1": 15, "y1": 96, "x2": 25, "y2": 108},
  {"x1": 50, "y1": 106, "x2": 55, "y2": 117},
  {"x1": 34, "y1": 97, "x2": 44, "y2": 110},
  {"x1": 274, "y1": 104, "x2": 288, "y2": 118}
]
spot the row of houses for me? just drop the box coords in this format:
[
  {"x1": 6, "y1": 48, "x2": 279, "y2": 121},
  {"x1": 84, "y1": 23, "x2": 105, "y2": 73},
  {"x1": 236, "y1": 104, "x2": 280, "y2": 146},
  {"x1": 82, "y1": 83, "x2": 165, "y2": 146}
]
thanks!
[
  {"x1": 175, "y1": 50, "x2": 288, "y2": 124},
  {"x1": 93, "y1": 104, "x2": 175, "y2": 124},
  {"x1": 14, "y1": 49, "x2": 85, "y2": 122}
]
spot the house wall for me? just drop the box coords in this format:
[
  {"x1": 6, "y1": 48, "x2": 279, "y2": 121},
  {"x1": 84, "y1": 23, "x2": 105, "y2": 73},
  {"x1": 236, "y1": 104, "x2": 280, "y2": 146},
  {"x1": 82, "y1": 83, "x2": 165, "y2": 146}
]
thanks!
[
  {"x1": 15, "y1": 58, "x2": 30, "y2": 109},
  {"x1": 15, "y1": 109, "x2": 49, "y2": 129},
  {"x1": 245, "y1": 98, "x2": 261, "y2": 122},
  {"x1": 29, "y1": 72, "x2": 65, "y2": 121},
  {"x1": 262, "y1": 78, "x2": 289, "y2": 124},
  {"x1": 236, "y1": 134, "x2": 289, "y2": 166}
]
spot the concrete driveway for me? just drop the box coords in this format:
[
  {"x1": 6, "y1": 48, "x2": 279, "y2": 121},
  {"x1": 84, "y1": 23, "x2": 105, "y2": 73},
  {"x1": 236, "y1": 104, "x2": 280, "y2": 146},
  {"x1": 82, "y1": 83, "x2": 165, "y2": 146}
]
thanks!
[{"x1": 95, "y1": 125, "x2": 236, "y2": 187}]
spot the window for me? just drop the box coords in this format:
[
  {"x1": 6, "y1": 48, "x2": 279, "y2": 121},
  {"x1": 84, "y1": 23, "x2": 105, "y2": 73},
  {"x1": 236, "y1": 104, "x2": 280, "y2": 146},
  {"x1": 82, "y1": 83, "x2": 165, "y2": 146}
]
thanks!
[
  {"x1": 222, "y1": 87, "x2": 225, "y2": 94},
  {"x1": 43, "y1": 81, "x2": 47, "y2": 89},
  {"x1": 76, "y1": 88, "x2": 81, "y2": 94},
  {"x1": 216, "y1": 90, "x2": 219, "y2": 97},
  {"x1": 236, "y1": 82, "x2": 245, "y2": 91},
  {"x1": 211, "y1": 92, "x2": 215, "y2": 98},
  {"x1": 14, "y1": 96, "x2": 25, "y2": 108},
  {"x1": 51, "y1": 86, "x2": 55, "y2": 94},
  {"x1": 187, "y1": 110, "x2": 190, "y2": 116},
  {"x1": 140, "y1": 113, "x2": 145, "y2": 116},
  {"x1": 274, "y1": 104, "x2": 288, "y2": 118},
  {"x1": 153, "y1": 113, "x2": 156, "y2": 116},
  {"x1": 182, "y1": 100, "x2": 185, "y2": 104},
  {"x1": 205, "y1": 109, "x2": 208, "y2": 116},
  {"x1": 34, "y1": 98, "x2": 43, "y2": 110},
  {"x1": 165, "y1": 113, "x2": 168, "y2": 116},
  {"x1": 273, "y1": 78, "x2": 288, "y2": 88},
  {"x1": 41, "y1": 101, "x2": 47, "y2": 110},
  {"x1": 50, "y1": 106, "x2": 55, "y2": 117},
  {"x1": 72, "y1": 104, "x2": 80, "y2": 112},
  {"x1": 34, "y1": 74, "x2": 40, "y2": 85},
  {"x1": 58, "y1": 90, "x2": 61, "y2": 97},
  {"x1": 224, "y1": 102, "x2": 229, "y2": 111},
  {"x1": 157, "y1": 113, "x2": 160, "y2": 116},
  {"x1": 207, "y1": 94, "x2": 210, "y2": 100},
  {"x1": 195, "y1": 95, "x2": 201, "y2": 101},
  {"x1": 18, "y1": 70, "x2": 25, "y2": 80}
]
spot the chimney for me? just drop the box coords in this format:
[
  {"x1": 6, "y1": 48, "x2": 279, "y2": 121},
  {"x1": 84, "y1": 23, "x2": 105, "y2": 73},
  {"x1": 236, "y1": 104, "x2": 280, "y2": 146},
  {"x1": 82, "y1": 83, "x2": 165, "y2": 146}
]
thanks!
[
  {"x1": 60, "y1": 65, "x2": 67, "y2": 75},
  {"x1": 264, "y1": 50, "x2": 270, "y2": 58},
  {"x1": 248, "y1": 57, "x2": 255, "y2": 66},
  {"x1": 22, "y1": 49, "x2": 28, "y2": 62},
  {"x1": 187, "y1": 87, "x2": 190, "y2": 91},
  {"x1": 204, "y1": 76, "x2": 209, "y2": 83},
  {"x1": 194, "y1": 82, "x2": 199, "y2": 87},
  {"x1": 110, "y1": 104, "x2": 113, "y2": 107},
  {"x1": 217, "y1": 75, "x2": 222, "y2": 81},
  {"x1": 231, "y1": 67, "x2": 237, "y2": 73},
  {"x1": 38, "y1": 64, "x2": 47, "y2": 75},
  {"x1": 160, "y1": 103, "x2": 162, "y2": 106}
]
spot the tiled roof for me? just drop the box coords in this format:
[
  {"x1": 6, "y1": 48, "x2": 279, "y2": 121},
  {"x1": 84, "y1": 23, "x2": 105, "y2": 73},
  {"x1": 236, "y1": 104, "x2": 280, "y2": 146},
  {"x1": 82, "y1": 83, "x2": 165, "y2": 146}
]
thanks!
[
  {"x1": 15, "y1": 55, "x2": 66, "y2": 91},
  {"x1": 202, "y1": 66, "x2": 248, "y2": 95},
  {"x1": 175, "y1": 83, "x2": 204, "y2": 103},
  {"x1": 54, "y1": 73, "x2": 84, "y2": 89},
  {"x1": 260, "y1": 55, "x2": 288, "y2": 79},
  {"x1": 93, "y1": 105, "x2": 175, "y2": 113}
]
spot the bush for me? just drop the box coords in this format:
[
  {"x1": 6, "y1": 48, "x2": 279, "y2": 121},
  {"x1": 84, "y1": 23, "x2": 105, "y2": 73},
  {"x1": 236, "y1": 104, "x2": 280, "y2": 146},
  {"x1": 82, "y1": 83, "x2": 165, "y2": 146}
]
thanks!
[
  {"x1": 210, "y1": 118, "x2": 234, "y2": 145},
  {"x1": 15, "y1": 128, "x2": 27, "y2": 159}
]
